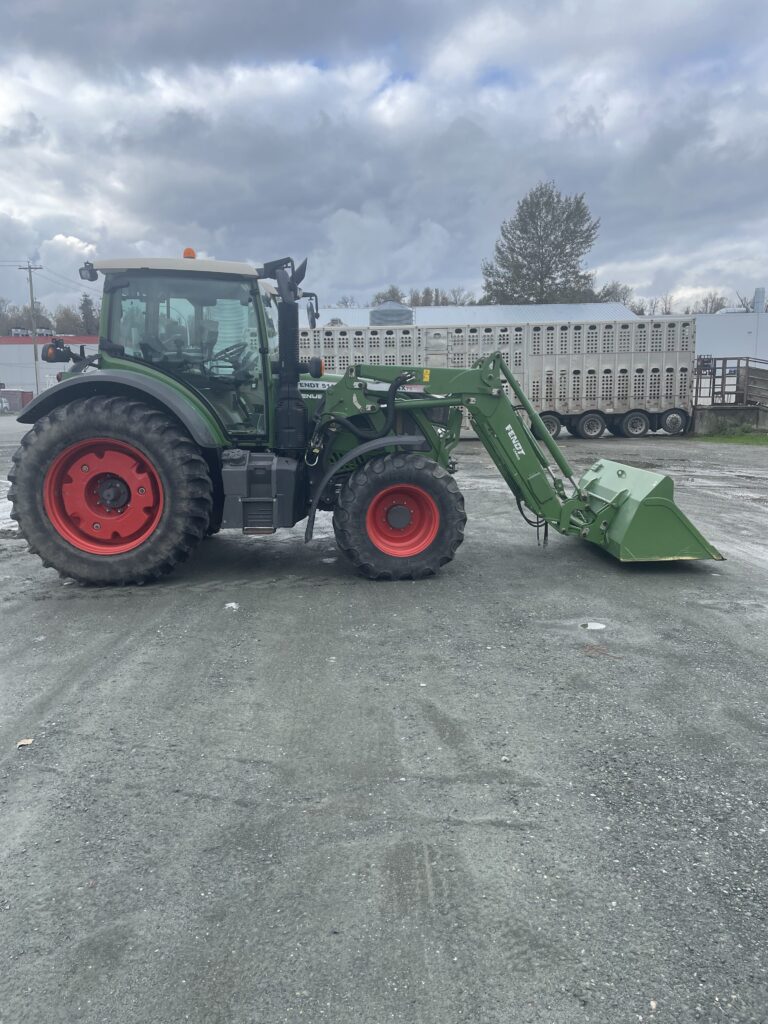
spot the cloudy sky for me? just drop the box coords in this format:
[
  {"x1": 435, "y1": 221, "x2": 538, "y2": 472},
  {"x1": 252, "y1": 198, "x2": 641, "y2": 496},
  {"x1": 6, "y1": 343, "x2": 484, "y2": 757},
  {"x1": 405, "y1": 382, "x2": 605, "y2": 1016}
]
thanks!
[{"x1": 1, "y1": 0, "x2": 766, "y2": 313}]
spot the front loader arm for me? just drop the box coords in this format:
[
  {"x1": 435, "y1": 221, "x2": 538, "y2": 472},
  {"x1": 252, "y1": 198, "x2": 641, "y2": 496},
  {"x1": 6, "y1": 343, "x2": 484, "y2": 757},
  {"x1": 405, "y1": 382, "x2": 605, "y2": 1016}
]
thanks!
[
  {"x1": 319, "y1": 355, "x2": 585, "y2": 536},
  {"x1": 315, "y1": 355, "x2": 722, "y2": 562}
]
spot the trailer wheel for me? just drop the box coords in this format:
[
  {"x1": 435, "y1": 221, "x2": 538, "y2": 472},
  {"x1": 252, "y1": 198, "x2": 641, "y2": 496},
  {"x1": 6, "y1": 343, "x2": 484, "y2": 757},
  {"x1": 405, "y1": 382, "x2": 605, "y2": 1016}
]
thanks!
[
  {"x1": 575, "y1": 412, "x2": 606, "y2": 439},
  {"x1": 660, "y1": 409, "x2": 688, "y2": 435},
  {"x1": 8, "y1": 397, "x2": 212, "y2": 585},
  {"x1": 620, "y1": 410, "x2": 650, "y2": 437},
  {"x1": 333, "y1": 453, "x2": 466, "y2": 580},
  {"x1": 538, "y1": 413, "x2": 562, "y2": 439}
]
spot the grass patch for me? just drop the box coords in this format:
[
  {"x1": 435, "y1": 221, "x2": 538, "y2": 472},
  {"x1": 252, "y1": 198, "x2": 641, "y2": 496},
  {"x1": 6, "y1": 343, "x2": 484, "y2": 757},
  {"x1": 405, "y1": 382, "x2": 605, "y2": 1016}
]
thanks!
[{"x1": 691, "y1": 431, "x2": 768, "y2": 445}]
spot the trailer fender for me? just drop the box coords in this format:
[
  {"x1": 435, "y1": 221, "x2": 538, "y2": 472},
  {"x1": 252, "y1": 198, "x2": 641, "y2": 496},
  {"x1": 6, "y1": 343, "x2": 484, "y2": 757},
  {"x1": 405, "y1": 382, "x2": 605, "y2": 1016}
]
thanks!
[{"x1": 17, "y1": 371, "x2": 224, "y2": 449}]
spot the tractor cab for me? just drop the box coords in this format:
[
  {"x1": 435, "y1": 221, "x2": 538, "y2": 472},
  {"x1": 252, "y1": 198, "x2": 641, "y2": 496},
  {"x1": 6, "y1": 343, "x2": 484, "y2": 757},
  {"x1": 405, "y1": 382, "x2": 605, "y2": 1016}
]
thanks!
[{"x1": 93, "y1": 256, "x2": 278, "y2": 438}]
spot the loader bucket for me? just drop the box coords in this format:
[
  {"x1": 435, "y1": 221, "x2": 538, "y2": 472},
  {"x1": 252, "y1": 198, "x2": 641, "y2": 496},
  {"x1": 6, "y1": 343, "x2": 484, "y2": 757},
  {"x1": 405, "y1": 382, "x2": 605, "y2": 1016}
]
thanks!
[{"x1": 576, "y1": 459, "x2": 724, "y2": 562}]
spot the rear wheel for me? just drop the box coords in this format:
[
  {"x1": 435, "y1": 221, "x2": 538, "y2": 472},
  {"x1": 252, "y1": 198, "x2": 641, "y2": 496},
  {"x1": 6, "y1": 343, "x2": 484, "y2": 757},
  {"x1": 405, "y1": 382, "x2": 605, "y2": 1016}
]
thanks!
[
  {"x1": 575, "y1": 411, "x2": 606, "y2": 439},
  {"x1": 8, "y1": 397, "x2": 212, "y2": 584},
  {"x1": 333, "y1": 453, "x2": 466, "y2": 580},
  {"x1": 660, "y1": 408, "x2": 688, "y2": 434},
  {"x1": 620, "y1": 410, "x2": 650, "y2": 437}
]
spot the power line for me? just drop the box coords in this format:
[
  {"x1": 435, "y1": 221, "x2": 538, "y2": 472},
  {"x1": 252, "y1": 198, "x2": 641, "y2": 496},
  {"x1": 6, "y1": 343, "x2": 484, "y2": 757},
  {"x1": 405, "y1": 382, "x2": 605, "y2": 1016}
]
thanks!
[{"x1": 36, "y1": 270, "x2": 100, "y2": 296}]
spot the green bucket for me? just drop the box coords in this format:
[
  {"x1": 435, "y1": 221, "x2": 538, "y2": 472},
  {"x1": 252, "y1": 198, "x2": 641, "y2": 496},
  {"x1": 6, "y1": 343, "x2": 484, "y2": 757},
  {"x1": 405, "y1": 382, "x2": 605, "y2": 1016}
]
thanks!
[{"x1": 577, "y1": 459, "x2": 724, "y2": 562}]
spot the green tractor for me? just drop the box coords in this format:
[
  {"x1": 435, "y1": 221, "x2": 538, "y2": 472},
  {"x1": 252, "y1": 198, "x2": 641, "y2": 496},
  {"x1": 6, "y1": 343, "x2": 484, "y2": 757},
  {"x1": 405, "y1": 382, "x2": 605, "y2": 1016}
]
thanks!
[{"x1": 8, "y1": 253, "x2": 722, "y2": 585}]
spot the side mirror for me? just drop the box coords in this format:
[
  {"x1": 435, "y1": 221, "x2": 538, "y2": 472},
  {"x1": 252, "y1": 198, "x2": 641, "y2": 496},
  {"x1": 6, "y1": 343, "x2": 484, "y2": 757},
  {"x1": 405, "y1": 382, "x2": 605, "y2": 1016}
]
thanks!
[{"x1": 303, "y1": 291, "x2": 319, "y2": 329}]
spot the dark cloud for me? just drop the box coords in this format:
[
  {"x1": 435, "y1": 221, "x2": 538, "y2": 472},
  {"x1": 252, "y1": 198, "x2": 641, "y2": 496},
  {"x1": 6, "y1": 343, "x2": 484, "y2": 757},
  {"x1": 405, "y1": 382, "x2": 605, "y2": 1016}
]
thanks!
[
  {"x1": 0, "y1": 1, "x2": 767, "y2": 311},
  {"x1": 0, "y1": 0, "x2": 466, "y2": 73}
]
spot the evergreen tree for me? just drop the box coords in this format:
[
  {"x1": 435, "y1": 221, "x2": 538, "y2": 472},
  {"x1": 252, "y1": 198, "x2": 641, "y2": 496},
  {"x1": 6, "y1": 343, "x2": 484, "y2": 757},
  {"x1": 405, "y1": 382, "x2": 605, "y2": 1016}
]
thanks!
[
  {"x1": 482, "y1": 181, "x2": 600, "y2": 304},
  {"x1": 79, "y1": 292, "x2": 99, "y2": 334}
]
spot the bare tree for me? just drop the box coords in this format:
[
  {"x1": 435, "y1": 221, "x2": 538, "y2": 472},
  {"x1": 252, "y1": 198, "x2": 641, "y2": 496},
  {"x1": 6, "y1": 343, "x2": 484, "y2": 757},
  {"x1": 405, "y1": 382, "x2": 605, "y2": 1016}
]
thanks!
[
  {"x1": 336, "y1": 295, "x2": 358, "y2": 308},
  {"x1": 646, "y1": 297, "x2": 660, "y2": 315},
  {"x1": 371, "y1": 285, "x2": 407, "y2": 306},
  {"x1": 693, "y1": 291, "x2": 728, "y2": 314},
  {"x1": 629, "y1": 298, "x2": 647, "y2": 315},
  {"x1": 53, "y1": 305, "x2": 85, "y2": 334},
  {"x1": 5, "y1": 301, "x2": 54, "y2": 331},
  {"x1": 660, "y1": 293, "x2": 675, "y2": 315},
  {"x1": 447, "y1": 286, "x2": 474, "y2": 305},
  {"x1": 597, "y1": 280, "x2": 634, "y2": 306}
]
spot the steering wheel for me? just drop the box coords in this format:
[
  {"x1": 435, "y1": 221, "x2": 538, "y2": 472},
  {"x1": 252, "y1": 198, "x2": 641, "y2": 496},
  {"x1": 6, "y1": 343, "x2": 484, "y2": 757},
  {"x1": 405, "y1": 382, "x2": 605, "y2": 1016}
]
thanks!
[{"x1": 211, "y1": 342, "x2": 248, "y2": 365}]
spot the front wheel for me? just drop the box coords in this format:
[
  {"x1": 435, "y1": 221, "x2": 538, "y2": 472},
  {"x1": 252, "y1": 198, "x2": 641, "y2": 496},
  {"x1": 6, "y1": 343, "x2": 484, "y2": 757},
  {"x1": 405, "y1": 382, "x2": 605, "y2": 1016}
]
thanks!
[
  {"x1": 333, "y1": 453, "x2": 466, "y2": 580},
  {"x1": 8, "y1": 396, "x2": 213, "y2": 584}
]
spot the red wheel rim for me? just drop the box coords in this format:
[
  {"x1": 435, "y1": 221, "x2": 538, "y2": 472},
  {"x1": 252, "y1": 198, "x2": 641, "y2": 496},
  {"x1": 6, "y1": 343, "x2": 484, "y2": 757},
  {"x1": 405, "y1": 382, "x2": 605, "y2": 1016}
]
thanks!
[
  {"x1": 43, "y1": 438, "x2": 164, "y2": 555},
  {"x1": 365, "y1": 484, "x2": 440, "y2": 557}
]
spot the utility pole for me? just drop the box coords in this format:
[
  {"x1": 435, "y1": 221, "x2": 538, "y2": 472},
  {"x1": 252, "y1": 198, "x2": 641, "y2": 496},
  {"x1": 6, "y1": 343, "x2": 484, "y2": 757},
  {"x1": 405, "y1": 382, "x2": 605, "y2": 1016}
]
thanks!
[{"x1": 19, "y1": 261, "x2": 43, "y2": 395}]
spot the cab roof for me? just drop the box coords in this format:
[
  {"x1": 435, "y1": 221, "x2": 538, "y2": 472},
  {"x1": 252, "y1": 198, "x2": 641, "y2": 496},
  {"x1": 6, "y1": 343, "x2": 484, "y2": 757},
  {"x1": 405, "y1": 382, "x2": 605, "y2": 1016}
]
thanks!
[{"x1": 93, "y1": 257, "x2": 260, "y2": 278}]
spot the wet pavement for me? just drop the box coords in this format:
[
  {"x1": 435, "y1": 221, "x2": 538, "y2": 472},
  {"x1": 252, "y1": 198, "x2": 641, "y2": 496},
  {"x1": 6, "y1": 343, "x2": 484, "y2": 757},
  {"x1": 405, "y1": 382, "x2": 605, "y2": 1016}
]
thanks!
[{"x1": 1, "y1": 417, "x2": 767, "y2": 1023}]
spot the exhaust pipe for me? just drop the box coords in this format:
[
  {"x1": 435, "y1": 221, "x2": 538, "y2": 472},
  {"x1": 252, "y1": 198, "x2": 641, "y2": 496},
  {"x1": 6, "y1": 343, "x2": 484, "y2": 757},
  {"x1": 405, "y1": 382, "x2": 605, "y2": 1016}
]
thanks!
[
  {"x1": 259, "y1": 257, "x2": 309, "y2": 455},
  {"x1": 274, "y1": 298, "x2": 308, "y2": 454}
]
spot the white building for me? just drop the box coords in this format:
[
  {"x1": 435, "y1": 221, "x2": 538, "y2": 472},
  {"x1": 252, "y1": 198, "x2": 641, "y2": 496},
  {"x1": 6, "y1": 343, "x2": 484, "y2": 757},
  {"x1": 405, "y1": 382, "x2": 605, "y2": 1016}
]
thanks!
[{"x1": 694, "y1": 288, "x2": 767, "y2": 359}]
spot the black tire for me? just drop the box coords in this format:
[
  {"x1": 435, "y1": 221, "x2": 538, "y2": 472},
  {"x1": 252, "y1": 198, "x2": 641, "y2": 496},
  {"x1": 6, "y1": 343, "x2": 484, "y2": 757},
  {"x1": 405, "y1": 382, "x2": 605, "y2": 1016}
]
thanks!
[
  {"x1": 575, "y1": 411, "x2": 607, "y2": 439},
  {"x1": 660, "y1": 408, "x2": 688, "y2": 435},
  {"x1": 333, "y1": 453, "x2": 466, "y2": 580},
  {"x1": 8, "y1": 396, "x2": 212, "y2": 585},
  {"x1": 620, "y1": 410, "x2": 650, "y2": 437},
  {"x1": 537, "y1": 413, "x2": 562, "y2": 440}
]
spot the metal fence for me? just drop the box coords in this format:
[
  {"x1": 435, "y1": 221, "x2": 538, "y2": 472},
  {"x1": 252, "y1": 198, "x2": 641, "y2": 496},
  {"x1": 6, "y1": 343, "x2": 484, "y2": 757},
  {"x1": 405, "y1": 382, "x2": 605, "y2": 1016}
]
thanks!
[{"x1": 694, "y1": 356, "x2": 768, "y2": 407}]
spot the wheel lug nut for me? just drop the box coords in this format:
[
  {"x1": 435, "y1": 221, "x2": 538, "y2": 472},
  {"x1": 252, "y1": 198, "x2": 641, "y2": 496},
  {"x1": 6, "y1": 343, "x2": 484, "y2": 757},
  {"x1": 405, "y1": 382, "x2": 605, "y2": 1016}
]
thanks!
[
  {"x1": 81, "y1": 465, "x2": 89, "y2": 473},
  {"x1": 137, "y1": 487, "x2": 146, "y2": 495},
  {"x1": 92, "y1": 523, "x2": 101, "y2": 531}
]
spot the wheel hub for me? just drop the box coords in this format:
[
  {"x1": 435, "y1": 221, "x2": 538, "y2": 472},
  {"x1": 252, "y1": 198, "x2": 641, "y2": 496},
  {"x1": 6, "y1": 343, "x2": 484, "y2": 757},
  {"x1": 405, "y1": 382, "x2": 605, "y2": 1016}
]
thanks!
[
  {"x1": 386, "y1": 504, "x2": 412, "y2": 529},
  {"x1": 96, "y1": 475, "x2": 130, "y2": 510}
]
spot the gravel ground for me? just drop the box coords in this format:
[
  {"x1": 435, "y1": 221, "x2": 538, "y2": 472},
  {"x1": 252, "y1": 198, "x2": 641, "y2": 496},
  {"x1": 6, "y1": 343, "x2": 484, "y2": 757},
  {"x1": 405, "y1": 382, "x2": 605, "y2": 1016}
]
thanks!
[{"x1": 1, "y1": 414, "x2": 767, "y2": 1024}]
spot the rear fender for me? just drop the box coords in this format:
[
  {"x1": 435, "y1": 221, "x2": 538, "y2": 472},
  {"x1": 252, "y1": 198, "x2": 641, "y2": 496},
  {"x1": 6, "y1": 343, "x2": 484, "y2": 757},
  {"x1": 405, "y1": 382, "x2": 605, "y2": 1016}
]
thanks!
[{"x1": 17, "y1": 370, "x2": 227, "y2": 450}]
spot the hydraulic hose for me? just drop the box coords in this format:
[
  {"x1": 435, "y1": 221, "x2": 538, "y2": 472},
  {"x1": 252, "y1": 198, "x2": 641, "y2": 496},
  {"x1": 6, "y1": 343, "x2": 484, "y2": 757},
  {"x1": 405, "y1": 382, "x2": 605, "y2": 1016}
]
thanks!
[{"x1": 325, "y1": 372, "x2": 412, "y2": 442}]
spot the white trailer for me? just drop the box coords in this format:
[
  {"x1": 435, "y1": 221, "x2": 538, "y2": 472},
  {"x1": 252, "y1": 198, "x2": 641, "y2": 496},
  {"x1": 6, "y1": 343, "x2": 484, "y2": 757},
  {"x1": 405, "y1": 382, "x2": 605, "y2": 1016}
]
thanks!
[{"x1": 299, "y1": 315, "x2": 696, "y2": 437}]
